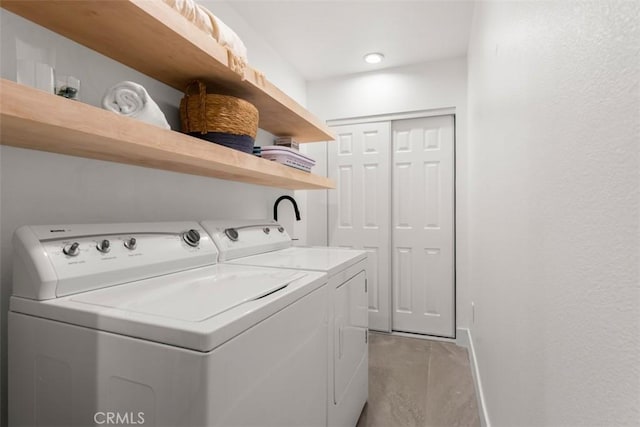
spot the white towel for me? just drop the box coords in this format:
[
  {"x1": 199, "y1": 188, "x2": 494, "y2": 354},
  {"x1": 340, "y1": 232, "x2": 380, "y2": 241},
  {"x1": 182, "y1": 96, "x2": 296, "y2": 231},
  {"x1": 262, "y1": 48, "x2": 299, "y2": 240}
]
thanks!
[
  {"x1": 204, "y1": 9, "x2": 248, "y2": 65},
  {"x1": 208, "y1": 10, "x2": 247, "y2": 63},
  {"x1": 162, "y1": 0, "x2": 248, "y2": 73},
  {"x1": 102, "y1": 81, "x2": 170, "y2": 130},
  {"x1": 163, "y1": 0, "x2": 214, "y2": 36}
]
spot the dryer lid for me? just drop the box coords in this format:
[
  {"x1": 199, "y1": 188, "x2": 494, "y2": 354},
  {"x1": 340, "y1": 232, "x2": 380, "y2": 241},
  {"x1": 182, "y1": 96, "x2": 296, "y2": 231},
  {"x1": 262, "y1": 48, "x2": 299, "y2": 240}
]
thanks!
[{"x1": 227, "y1": 246, "x2": 367, "y2": 276}]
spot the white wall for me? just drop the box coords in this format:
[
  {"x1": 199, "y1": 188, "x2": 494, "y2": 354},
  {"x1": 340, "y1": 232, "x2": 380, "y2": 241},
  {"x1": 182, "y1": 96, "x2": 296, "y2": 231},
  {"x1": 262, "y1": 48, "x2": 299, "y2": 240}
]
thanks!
[
  {"x1": 467, "y1": 1, "x2": 639, "y2": 425},
  {"x1": 306, "y1": 57, "x2": 471, "y2": 330},
  {"x1": 0, "y1": 3, "x2": 308, "y2": 423},
  {"x1": 308, "y1": 57, "x2": 466, "y2": 120}
]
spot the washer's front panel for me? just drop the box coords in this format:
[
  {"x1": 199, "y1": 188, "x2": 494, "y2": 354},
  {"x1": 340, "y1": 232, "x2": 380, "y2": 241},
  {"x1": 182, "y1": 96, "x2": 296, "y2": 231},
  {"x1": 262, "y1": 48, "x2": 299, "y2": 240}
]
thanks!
[{"x1": 9, "y1": 284, "x2": 328, "y2": 427}]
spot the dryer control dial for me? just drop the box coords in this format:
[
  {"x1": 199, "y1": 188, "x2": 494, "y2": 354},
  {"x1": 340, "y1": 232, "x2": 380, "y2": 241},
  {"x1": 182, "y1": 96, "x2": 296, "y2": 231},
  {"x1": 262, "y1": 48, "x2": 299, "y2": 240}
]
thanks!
[
  {"x1": 225, "y1": 228, "x2": 239, "y2": 241},
  {"x1": 182, "y1": 229, "x2": 201, "y2": 247}
]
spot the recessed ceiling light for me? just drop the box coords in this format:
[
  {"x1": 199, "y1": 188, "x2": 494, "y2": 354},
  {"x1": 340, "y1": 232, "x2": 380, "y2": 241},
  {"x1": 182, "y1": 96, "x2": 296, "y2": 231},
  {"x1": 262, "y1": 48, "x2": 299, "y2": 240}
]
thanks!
[{"x1": 364, "y1": 52, "x2": 384, "y2": 64}]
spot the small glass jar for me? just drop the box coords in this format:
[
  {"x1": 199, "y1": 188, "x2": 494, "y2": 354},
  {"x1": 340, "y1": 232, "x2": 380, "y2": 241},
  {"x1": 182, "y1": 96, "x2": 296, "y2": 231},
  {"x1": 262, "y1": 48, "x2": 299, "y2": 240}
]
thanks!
[{"x1": 56, "y1": 75, "x2": 80, "y2": 100}]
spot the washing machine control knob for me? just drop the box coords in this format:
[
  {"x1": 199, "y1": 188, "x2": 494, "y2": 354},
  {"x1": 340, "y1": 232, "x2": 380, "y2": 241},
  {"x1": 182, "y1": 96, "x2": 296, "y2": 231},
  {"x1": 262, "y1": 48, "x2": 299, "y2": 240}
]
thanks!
[
  {"x1": 63, "y1": 242, "x2": 80, "y2": 257},
  {"x1": 263, "y1": 227, "x2": 271, "y2": 234},
  {"x1": 182, "y1": 229, "x2": 201, "y2": 247},
  {"x1": 96, "y1": 239, "x2": 111, "y2": 253},
  {"x1": 277, "y1": 226, "x2": 285, "y2": 233},
  {"x1": 124, "y1": 237, "x2": 137, "y2": 250}
]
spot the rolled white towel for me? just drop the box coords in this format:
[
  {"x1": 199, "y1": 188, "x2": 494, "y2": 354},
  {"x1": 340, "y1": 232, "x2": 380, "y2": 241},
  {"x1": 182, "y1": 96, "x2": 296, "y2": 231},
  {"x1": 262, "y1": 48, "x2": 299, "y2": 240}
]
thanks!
[{"x1": 102, "y1": 81, "x2": 170, "y2": 129}]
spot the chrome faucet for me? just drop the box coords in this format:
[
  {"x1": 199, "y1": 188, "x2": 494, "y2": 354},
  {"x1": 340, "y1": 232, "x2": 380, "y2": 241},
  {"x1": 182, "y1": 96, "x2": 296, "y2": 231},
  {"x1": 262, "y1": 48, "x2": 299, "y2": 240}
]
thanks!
[{"x1": 274, "y1": 195, "x2": 301, "y2": 221}]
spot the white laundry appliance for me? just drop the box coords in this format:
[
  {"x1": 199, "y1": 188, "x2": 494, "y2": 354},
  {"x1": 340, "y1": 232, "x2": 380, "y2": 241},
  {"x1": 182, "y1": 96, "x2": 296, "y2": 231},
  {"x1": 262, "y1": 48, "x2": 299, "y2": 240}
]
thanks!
[
  {"x1": 200, "y1": 220, "x2": 368, "y2": 427},
  {"x1": 9, "y1": 222, "x2": 328, "y2": 427}
]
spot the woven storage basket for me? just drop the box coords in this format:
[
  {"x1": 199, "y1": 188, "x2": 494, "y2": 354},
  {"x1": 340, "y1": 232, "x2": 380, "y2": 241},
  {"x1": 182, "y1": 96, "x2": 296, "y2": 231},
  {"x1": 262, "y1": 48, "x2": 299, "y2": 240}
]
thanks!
[{"x1": 179, "y1": 80, "x2": 259, "y2": 153}]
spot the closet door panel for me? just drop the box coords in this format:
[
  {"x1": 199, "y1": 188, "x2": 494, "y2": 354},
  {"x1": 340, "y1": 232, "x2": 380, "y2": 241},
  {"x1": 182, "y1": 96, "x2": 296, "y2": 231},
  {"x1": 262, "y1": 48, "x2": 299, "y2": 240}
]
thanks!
[
  {"x1": 328, "y1": 122, "x2": 391, "y2": 332},
  {"x1": 392, "y1": 115, "x2": 455, "y2": 337}
]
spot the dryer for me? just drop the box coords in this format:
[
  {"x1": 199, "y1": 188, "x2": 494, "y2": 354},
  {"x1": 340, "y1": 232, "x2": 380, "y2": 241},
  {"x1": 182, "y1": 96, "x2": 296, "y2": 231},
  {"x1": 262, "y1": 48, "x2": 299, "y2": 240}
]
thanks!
[
  {"x1": 201, "y1": 220, "x2": 368, "y2": 427},
  {"x1": 9, "y1": 222, "x2": 328, "y2": 427}
]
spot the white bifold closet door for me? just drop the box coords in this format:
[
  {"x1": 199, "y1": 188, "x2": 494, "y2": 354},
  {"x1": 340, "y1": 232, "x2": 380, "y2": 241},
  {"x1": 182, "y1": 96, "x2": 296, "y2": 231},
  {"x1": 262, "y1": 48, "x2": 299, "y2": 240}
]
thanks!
[
  {"x1": 328, "y1": 122, "x2": 391, "y2": 332},
  {"x1": 391, "y1": 115, "x2": 455, "y2": 337}
]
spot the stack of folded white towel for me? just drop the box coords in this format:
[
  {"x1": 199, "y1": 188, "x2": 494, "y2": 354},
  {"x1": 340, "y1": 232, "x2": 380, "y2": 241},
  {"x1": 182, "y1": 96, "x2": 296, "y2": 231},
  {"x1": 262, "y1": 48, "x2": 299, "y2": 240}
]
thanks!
[
  {"x1": 162, "y1": 0, "x2": 248, "y2": 72},
  {"x1": 163, "y1": 0, "x2": 213, "y2": 35},
  {"x1": 102, "y1": 81, "x2": 170, "y2": 130}
]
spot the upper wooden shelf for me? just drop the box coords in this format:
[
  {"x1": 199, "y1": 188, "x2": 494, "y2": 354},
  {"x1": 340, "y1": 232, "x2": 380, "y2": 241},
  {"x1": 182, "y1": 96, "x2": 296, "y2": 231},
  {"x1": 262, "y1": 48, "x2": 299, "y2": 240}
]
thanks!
[
  {"x1": 1, "y1": 0, "x2": 334, "y2": 143},
  {"x1": 0, "y1": 80, "x2": 334, "y2": 190}
]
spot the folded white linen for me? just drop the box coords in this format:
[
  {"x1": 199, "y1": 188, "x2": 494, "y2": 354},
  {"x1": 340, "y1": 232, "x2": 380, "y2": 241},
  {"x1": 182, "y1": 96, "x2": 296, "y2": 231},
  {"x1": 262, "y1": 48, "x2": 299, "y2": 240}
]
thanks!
[
  {"x1": 200, "y1": 6, "x2": 248, "y2": 65},
  {"x1": 161, "y1": 0, "x2": 248, "y2": 75},
  {"x1": 163, "y1": 0, "x2": 214, "y2": 36},
  {"x1": 102, "y1": 81, "x2": 170, "y2": 129}
]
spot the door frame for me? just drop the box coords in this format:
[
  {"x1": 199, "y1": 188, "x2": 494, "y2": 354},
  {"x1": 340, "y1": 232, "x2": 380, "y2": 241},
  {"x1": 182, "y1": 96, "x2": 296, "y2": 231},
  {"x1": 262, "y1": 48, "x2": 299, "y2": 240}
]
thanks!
[
  {"x1": 327, "y1": 107, "x2": 455, "y2": 127},
  {"x1": 327, "y1": 107, "x2": 457, "y2": 336}
]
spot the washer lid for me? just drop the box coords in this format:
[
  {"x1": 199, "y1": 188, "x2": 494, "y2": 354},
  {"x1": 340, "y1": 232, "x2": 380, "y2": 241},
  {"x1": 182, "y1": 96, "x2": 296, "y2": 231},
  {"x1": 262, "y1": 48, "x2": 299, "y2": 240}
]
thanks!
[
  {"x1": 70, "y1": 268, "x2": 302, "y2": 322},
  {"x1": 10, "y1": 264, "x2": 327, "y2": 352},
  {"x1": 227, "y1": 246, "x2": 367, "y2": 276}
]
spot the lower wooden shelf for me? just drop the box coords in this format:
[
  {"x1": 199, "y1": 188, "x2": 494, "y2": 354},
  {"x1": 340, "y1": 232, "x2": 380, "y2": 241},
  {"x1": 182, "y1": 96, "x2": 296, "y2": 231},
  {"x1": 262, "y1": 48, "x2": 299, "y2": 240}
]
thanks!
[{"x1": 0, "y1": 80, "x2": 334, "y2": 190}]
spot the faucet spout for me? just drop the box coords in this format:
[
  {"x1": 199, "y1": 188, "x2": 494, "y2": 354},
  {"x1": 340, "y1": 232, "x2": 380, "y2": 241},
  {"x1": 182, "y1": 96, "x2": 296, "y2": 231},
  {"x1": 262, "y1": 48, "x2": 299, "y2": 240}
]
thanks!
[{"x1": 274, "y1": 195, "x2": 301, "y2": 221}]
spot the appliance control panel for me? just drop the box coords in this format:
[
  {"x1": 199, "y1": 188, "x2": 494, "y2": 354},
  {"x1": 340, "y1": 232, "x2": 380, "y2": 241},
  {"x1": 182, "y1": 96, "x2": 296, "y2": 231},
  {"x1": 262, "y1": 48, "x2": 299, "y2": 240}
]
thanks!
[
  {"x1": 200, "y1": 219, "x2": 292, "y2": 261},
  {"x1": 12, "y1": 222, "x2": 218, "y2": 300}
]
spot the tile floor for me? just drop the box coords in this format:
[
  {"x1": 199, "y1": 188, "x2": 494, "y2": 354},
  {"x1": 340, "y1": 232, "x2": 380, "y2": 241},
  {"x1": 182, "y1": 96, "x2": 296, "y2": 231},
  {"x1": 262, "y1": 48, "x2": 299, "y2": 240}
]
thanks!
[{"x1": 356, "y1": 332, "x2": 481, "y2": 427}]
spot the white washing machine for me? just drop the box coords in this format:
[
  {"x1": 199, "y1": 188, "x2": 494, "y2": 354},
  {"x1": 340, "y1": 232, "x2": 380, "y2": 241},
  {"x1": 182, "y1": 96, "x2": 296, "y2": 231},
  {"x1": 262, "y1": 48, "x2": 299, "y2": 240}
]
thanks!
[
  {"x1": 9, "y1": 221, "x2": 328, "y2": 427},
  {"x1": 200, "y1": 220, "x2": 368, "y2": 427}
]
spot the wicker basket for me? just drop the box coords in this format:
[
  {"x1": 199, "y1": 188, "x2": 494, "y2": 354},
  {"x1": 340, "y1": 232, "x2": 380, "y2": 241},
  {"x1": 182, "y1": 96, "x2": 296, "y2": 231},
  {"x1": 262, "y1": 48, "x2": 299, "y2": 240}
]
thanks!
[{"x1": 179, "y1": 80, "x2": 259, "y2": 153}]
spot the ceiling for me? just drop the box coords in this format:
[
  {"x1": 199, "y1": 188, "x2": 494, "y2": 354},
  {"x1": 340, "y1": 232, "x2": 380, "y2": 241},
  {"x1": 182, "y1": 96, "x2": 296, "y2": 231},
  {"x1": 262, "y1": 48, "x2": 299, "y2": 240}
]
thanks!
[{"x1": 229, "y1": 1, "x2": 475, "y2": 81}]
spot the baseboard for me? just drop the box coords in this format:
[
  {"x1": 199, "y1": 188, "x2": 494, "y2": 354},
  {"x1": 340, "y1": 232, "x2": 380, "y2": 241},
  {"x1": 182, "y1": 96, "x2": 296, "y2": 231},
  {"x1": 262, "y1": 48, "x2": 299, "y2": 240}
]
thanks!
[
  {"x1": 455, "y1": 327, "x2": 469, "y2": 347},
  {"x1": 456, "y1": 327, "x2": 491, "y2": 427},
  {"x1": 390, "y1": 330, "x2": 456, "y2": 343}
]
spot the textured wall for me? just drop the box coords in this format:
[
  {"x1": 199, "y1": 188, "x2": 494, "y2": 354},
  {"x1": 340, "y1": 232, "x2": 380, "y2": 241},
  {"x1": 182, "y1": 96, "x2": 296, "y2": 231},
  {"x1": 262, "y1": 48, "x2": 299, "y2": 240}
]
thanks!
[
  {"x1": 0, "y1": 3, "x2": 307, "y2": 423},
  {"x1": 467, "y1": 1, "x2": 640, "y2": 425}
]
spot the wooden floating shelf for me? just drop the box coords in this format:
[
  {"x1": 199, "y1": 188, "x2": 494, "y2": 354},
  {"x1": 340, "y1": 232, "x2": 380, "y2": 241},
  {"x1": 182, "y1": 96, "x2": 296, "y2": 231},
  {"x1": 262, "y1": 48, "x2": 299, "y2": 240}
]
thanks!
[
  {"x1": 0, "y1": 80, "x2": 334, "y2": 190},
  {"x1": 1, "y1": 0, "x2": 335, "y2": 143}
]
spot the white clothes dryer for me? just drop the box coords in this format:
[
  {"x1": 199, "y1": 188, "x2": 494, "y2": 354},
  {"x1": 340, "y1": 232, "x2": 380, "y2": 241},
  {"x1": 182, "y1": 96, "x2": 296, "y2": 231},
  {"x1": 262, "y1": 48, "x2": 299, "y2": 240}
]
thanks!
[
  {"x1": 201, "y1": 220, "x2": 368, "y2": 427},
  {"x1": 9, "y1": 222, "x2": 328, "y2": 427}
]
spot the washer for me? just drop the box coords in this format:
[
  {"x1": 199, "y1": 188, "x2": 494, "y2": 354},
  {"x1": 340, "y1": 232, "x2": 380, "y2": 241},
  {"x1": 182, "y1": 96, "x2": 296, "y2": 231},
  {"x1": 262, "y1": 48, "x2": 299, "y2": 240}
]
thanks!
[
  {"x1": 9, "y1": 222, "x2": 328, "y2": 427},
  {"x1": 201, "y1": 220, "x2": 368, "y2": 427}
]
